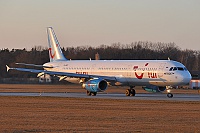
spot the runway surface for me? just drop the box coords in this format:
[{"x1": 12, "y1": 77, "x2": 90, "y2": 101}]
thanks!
[{"x1": 0, "y1": 92, "x2": 199, "y2": 101}]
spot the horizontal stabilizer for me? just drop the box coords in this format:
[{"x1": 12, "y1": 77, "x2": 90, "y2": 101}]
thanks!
[{"x1": 6, "y1": 65, "x2": 11, "y2": 72}]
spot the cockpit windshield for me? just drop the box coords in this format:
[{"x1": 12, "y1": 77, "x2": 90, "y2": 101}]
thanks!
[
  {"x1": 169, "y1": 67, "x2": 187, "y2": 71},
  {"x1": 184, "y1": 67, "x2": 188, "y2": 71},
  {"x1": 177, "y1": 67, "x2": 184, "y2": 71}
]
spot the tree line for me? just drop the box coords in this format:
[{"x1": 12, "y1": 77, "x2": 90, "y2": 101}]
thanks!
[{"x1": 0, "y1": 41, "x2": 199, "y2": 78}]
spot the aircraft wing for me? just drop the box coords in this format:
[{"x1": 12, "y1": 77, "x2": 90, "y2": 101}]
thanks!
[
  {"x1": 6, "y1": 65, "x2": 117, "y2": 81},
  {"x1": 16, "y1": 63, "x2": 53, "y2": 68}
]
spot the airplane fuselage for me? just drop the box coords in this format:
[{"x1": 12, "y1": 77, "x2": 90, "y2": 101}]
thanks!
[{"x1": 44, "y1": 60, "x2": 191, "y2": 87}]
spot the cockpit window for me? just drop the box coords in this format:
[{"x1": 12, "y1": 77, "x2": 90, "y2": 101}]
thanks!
[
  {"x1": 177, "y1": 67, "x2": 184, "y2": 71},
  {"x1": 169, "y1": 67, "x2": 186, "y2": 71}
]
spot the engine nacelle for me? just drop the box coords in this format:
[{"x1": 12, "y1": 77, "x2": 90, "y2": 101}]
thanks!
[
  {"x1": 143, "y1": 86, "x2": 166, "y2": 93},
  {"x1": 82, "y1": 79, "x2": 108, "y2": 92}
]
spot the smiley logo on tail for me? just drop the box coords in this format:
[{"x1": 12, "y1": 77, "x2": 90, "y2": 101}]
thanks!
[
  {"x1": 49, "y1": 44, "x2": 58, "y2": 59},
  {"x1": 49, "y1": 48, "x2": 56, "y2": 59}
]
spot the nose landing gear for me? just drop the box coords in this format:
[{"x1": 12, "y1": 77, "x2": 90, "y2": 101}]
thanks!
[
  {"x1": 167, "y1": 93, "x2": 173, "y2": 98},
  {"x1": 166, "y1": 88, "x2": 173, "y2": 98}
]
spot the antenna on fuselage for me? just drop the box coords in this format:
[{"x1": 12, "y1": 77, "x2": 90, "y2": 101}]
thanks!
[{"x1": 168, "y1": 57, "x2": 170, "y2": 60}]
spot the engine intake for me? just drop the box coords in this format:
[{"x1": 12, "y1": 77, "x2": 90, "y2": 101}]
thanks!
[{"x1": 82, "y1": 79, "x2": 108, "y2": 92}]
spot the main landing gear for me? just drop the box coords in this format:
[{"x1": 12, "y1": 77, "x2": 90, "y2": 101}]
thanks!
[
  {"x1": 125, "y1": 86, "x2": 136, "y2": 96},
  {"x1": 86, "y1": 90, "x2": 97, "y2": 96}
]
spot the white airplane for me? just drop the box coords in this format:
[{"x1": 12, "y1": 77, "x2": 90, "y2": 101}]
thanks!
[{"x1": 6, "y1": 27, "x2": 192, "y2": 98}]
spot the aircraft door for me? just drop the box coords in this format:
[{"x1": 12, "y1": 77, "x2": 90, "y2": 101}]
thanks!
[
  {"x1": 91, "y1": 64, "x2": 96, "y2": 74},
  {"x1": 127, "y1": 65, "x2": 132, "y2": 77},
  {"x1": 158, "y1": 63, "x2": 166, "y2": 77},
  {"x1": 124, "y1": 65, "x2": 133, "y2": 85}
]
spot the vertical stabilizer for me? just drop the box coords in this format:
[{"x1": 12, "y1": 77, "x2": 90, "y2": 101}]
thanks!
[{"x1": 47, "y1": 27, "x2": 67, "y2": 62}]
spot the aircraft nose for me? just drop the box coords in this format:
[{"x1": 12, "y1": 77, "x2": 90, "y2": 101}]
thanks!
[{"x1": 182, "y1": 72, "x2": 192, "y2": 84}]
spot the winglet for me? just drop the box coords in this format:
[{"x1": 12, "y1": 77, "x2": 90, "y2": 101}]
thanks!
[{"x1": 6, "y1": 65, "x2": 10, "y2": 72}]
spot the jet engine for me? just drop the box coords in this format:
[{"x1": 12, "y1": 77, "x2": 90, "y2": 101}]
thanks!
[
  {"x1": 143, "y1": 86, "x2": 166, "y2": 93},
  {"x1": 82, "y1": 79, "x2": 108, "y2": 92}
]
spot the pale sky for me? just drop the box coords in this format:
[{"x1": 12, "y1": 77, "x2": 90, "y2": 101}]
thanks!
[{"x1": 0, "y1": 0, "x2": 200, "y2": 50}]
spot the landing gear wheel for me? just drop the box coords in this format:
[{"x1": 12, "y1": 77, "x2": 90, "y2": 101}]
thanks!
[
  {"x1": 86, "y1": 90, "x2": 91, "y2": 96},
  {"x1": 91, "y1": 92, "x2": 97, "y2": 96},
  {"x1": 125, "y1": 89, "x2": 130, "y2": 96},
  {"x1": 167, "y1": 93, "x2": 173, "y2": 98},
  {"x1": 86, "y1": 91, "x2": 97, "y2": 96},
  {"x1": 125, "y1": 88, "x2": 136, "y2": 96},
  {"x1": 130, "y1": 89, "x2": 135, "y2": 96}
]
